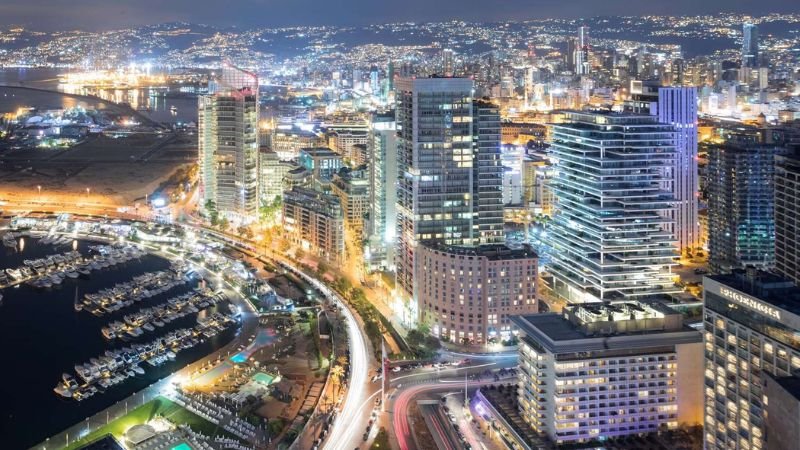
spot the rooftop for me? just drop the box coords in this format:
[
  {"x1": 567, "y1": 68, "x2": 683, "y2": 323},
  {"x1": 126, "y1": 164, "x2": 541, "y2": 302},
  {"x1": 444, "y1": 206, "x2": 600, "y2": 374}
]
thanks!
[
  {"x1": 707, "y1": 269, "x2": 800, "y2": 314},
  {"x1": 511, "y1": 301, "x2": 700, "y2": 354},
  {"x1": 420, "y1": 242, "x2": 538, "y2": 261}
]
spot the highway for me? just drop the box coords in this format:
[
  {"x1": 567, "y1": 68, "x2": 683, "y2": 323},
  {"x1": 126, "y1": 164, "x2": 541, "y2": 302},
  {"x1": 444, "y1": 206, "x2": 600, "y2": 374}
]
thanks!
[
  {"x1": 3, "y1": 200, "x2": 514, "y2": 450},
  {"x1": 387, "y1": 354, "x2": 519, "y2": 450},
  {"x1": 283, "y1": 262, "x2": 379, "y2": 450},
  {"x1": 3, "y1": 202, "x2": 379, "y2": 450}
]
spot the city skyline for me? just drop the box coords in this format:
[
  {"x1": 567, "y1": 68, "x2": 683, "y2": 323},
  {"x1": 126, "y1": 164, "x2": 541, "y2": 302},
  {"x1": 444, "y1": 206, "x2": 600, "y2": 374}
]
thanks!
[{"x1": 1, "y1": 1, "x2": 800, "y2": 31}]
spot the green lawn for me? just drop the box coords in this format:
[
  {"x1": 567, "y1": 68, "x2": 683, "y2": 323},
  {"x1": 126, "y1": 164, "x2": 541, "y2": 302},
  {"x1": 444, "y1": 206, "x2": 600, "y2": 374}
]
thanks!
[{"x1": 64, "y1": 396, "x2": 238, "y2": 450}]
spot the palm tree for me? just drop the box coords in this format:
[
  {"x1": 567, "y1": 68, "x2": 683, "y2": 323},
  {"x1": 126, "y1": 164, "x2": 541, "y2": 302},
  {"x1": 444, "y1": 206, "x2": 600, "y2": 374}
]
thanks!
[{"x1": 330, "y1": 364, "x2": 345, "y2": 399}]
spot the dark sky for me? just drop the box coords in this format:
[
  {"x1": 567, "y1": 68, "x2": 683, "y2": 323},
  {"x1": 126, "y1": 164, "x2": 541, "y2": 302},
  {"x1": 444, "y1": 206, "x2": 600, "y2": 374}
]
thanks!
[{"x1": 1, "y1": 0, "x2": 798, "y2": 31}]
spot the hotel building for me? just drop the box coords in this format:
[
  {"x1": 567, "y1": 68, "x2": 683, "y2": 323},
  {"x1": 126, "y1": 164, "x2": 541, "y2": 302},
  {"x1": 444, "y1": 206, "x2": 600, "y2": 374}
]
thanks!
[
  {"x1": 395, "y1": 77, "x2": 504, "y2": 320},
  {"x1": 512, "y1": 301, "x2": 703, "y2": 445},
  {"x1": 703, "y1": 270, "x2": 800, "y2": 450},
  {"x1": 416, "y1": 243, "x2": 537, "y2": 344}
]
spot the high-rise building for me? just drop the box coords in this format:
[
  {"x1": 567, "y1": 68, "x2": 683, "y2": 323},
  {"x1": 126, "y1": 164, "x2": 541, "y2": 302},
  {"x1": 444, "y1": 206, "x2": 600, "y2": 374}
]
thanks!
[
  {"x1": 442, "y1": 48, "x2": 455, "y2": 76},
  {"x1": 576, "y1": 26, "x2": 591, "y2": 75},
  {"x1": 547, "y1": 112, "x2": 679, "y2": 303},
  {"x1": 395, "y1": 76, "x2": 505, "y2": 320},
  {"x1": 366, "y1": 112, "x2": 398, "y2": 271},
  {"x1": 702, "y1": 269, "x2": 800, "y2": 450},
  {"x1": 775, "y1": 153, "x2": 800, "y2": 285},
  {"x1": 513, "y1": 301, "x2": 703, "y2": 445},
  {"x1": 707, "y1": 144, "x2": 781, "y2": 273},
  {"x1": 742, "y1": 23, "x2": 760, "y2": 69},
  {"x1": 473, "y1": 100, "x2": 505, "y2": 243},
  {"x1": 198, "y1": 65, "x2": 259, "y2": 219},
  {"x1": 566, "y1": 38, "x2": 577, "y2": 73},
  {"x1": 629, "y1": 81, "x2": 701, "y2": 252}
]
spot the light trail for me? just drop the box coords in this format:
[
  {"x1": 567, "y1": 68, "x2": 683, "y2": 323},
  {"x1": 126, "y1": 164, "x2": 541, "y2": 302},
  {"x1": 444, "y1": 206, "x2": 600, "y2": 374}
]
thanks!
[
  {"x1": 392, "y1": 380, "x2": 509, "y2": 450},
  {"x1": 282, "y1": 262, "x2": 373, "y2": 450},
  {"x1": 390, "y1": 362, "x2": 497, "y2": 383}
]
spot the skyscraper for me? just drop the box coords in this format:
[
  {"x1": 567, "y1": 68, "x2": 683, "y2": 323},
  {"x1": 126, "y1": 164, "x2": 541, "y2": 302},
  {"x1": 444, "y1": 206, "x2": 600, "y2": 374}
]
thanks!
[
  {"x1": 775, "y1": 153, "x2": 800, "y2": 285},
  {"x1": 707, "y1": 144, "x2": 780, "y2": 273},
  {"x1": 442, "y1": 48, "x2": 455, "y2": 76},
  {"x1": 742, "y1": 23, "x2": 760, "y2": 69},
  {"x1": 395, "y1": 76, "x2": 505, "y2": 320},
  {"x1": 566, "y1": 38, "x2": 577, "y2": 73},
  {"x1": 576, "y1": 26, "x2": 591, "y2": 75},
  {"x1": 366, "y1": 112, "x2": 397, "y2": 271},
  {"x1": 547, "y1": 112, "x2": 679, "y2": 303},
  {"x1": 198, "y1": 64, "x2": 259, "y2": 219},
  {"x1": 629, "y1": 81, "x2": 701, "y2": 253},
  {"x1": 702, "y1": 269, "x2": 800, "y2": 450}
]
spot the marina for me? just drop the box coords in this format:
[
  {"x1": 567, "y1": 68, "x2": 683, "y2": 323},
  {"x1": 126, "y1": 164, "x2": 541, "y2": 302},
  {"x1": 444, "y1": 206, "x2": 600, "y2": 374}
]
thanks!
[
  {"x1": 100, "y1": 290, "x2": 228, "y2": 340},
  {"x1": 0, "y1": 235, "x2": 239, "y2": 449},
  {"x1": 80, "y1": 264, "x2": 188, "y2": 316},
  {"x1": 55, "y1": 312, "x2": 236, "y2": 401}
]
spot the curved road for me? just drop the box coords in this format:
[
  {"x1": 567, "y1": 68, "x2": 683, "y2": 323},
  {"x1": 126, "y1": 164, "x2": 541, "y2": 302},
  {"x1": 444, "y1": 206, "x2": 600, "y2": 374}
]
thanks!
[{"x1": 3, "y1": 203, "x2": 377, "y2": 450}]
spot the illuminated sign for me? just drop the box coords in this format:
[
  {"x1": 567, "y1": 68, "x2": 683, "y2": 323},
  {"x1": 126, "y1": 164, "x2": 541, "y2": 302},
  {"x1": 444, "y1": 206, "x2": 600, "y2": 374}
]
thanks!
[{"x1": 719, "y1": 287, "x2": 781, "y2": 320}]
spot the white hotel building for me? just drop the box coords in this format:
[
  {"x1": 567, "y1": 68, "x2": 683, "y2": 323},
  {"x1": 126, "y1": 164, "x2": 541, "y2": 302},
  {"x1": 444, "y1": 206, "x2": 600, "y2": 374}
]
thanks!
[{"x1": 512, "y1": 302, "x2": 703, "y2": 445}]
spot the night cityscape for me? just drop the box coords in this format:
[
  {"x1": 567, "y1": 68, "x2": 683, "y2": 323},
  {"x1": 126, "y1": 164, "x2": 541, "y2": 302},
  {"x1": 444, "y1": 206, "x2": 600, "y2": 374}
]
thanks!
[{"x1": 1, "y1": 1, "x2": 800, "y2": 450}]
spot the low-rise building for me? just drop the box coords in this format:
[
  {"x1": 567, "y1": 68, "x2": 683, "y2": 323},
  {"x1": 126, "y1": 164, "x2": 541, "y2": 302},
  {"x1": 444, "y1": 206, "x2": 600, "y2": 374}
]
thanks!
[
  {"x1": 512, "y1": 301, "x2": 703, "y2": 446},
  {"x1": 299, "y1": 147, "x2": 344, "y2": 186},
  {"x1": 269, "y1": 127, "x2": 325, "y2": 160},
  {"x1": 416, "y1": 243, "x2": 538, "y2": 345}
]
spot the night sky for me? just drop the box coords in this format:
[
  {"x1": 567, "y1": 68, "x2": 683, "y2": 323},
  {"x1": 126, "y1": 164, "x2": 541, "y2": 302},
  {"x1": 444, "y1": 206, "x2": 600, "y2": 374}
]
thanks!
[{"x1": 1, "y1": 0, "x2": 798, "y2": 30}]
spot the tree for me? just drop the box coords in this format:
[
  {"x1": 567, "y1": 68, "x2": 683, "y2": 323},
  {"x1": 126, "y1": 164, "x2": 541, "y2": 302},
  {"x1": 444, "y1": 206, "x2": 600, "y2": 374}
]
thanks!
[
  {"x1": 205, "y1": 200, "x2": 219, "y2": 226},
  {"x1": 336, "y1": 355, "x2": 349, "y2": 369},
  {"x1": 330, "y1": 365, "x2": 345, "y2": 398},
  {"x1": 218, "y1": 217, "x2": 229, "y2": 232}
]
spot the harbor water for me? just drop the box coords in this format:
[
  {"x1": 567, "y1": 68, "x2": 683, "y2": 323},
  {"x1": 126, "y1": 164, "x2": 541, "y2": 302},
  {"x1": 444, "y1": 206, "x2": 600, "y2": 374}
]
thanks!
[{"x1": 0, "y1": 237, "x2": 237, "y2": 449}]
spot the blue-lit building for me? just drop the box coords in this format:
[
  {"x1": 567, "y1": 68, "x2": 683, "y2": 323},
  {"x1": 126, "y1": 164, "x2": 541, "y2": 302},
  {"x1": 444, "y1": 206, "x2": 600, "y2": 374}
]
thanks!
[{"x1": 707, "y1": 144, "x2": 784, "y2": 273}]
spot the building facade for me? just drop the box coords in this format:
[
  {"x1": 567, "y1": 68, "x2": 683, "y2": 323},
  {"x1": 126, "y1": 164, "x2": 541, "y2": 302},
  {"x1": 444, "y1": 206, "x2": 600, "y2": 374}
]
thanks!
[
  {"x1": 512, "y1": 302, "x2": 703, "y2": 445},
  {"x1": 258, "y1": 149, "x2": 294, "y2": 205},
  {"x1": 547, "y1": 112, "x2": 679, "y2": 303},
  {"x1": 395, "y1": 77, "x2": 505, "y2": 319},
  {"x1": 366, "y1": 112, "x2": 398, "y2": 271},
  {"x1": 416, "y1": 243, "x2": 538, "y2": 344},
  {"x1": 702, "y1": 270, "x2": 800, "y2": 450},
  {"x1": 331, "y1": 168, "x2": 370, "y2": 238},
  {"x1": 707, "y1": 144, "x2": 781, "y2": 273},
  {"x1": 198, "y1": 65, "x2": 259, "y2": 219},
  {"x1": 282, "y1": 187, "x2": 344, "y2": 262},
  {"x1": 629, "y1": 81, "x2": 700, "y2": 252},
  {"x1": 775, "y1": 154, "x2": 800, "y2": 285}
]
